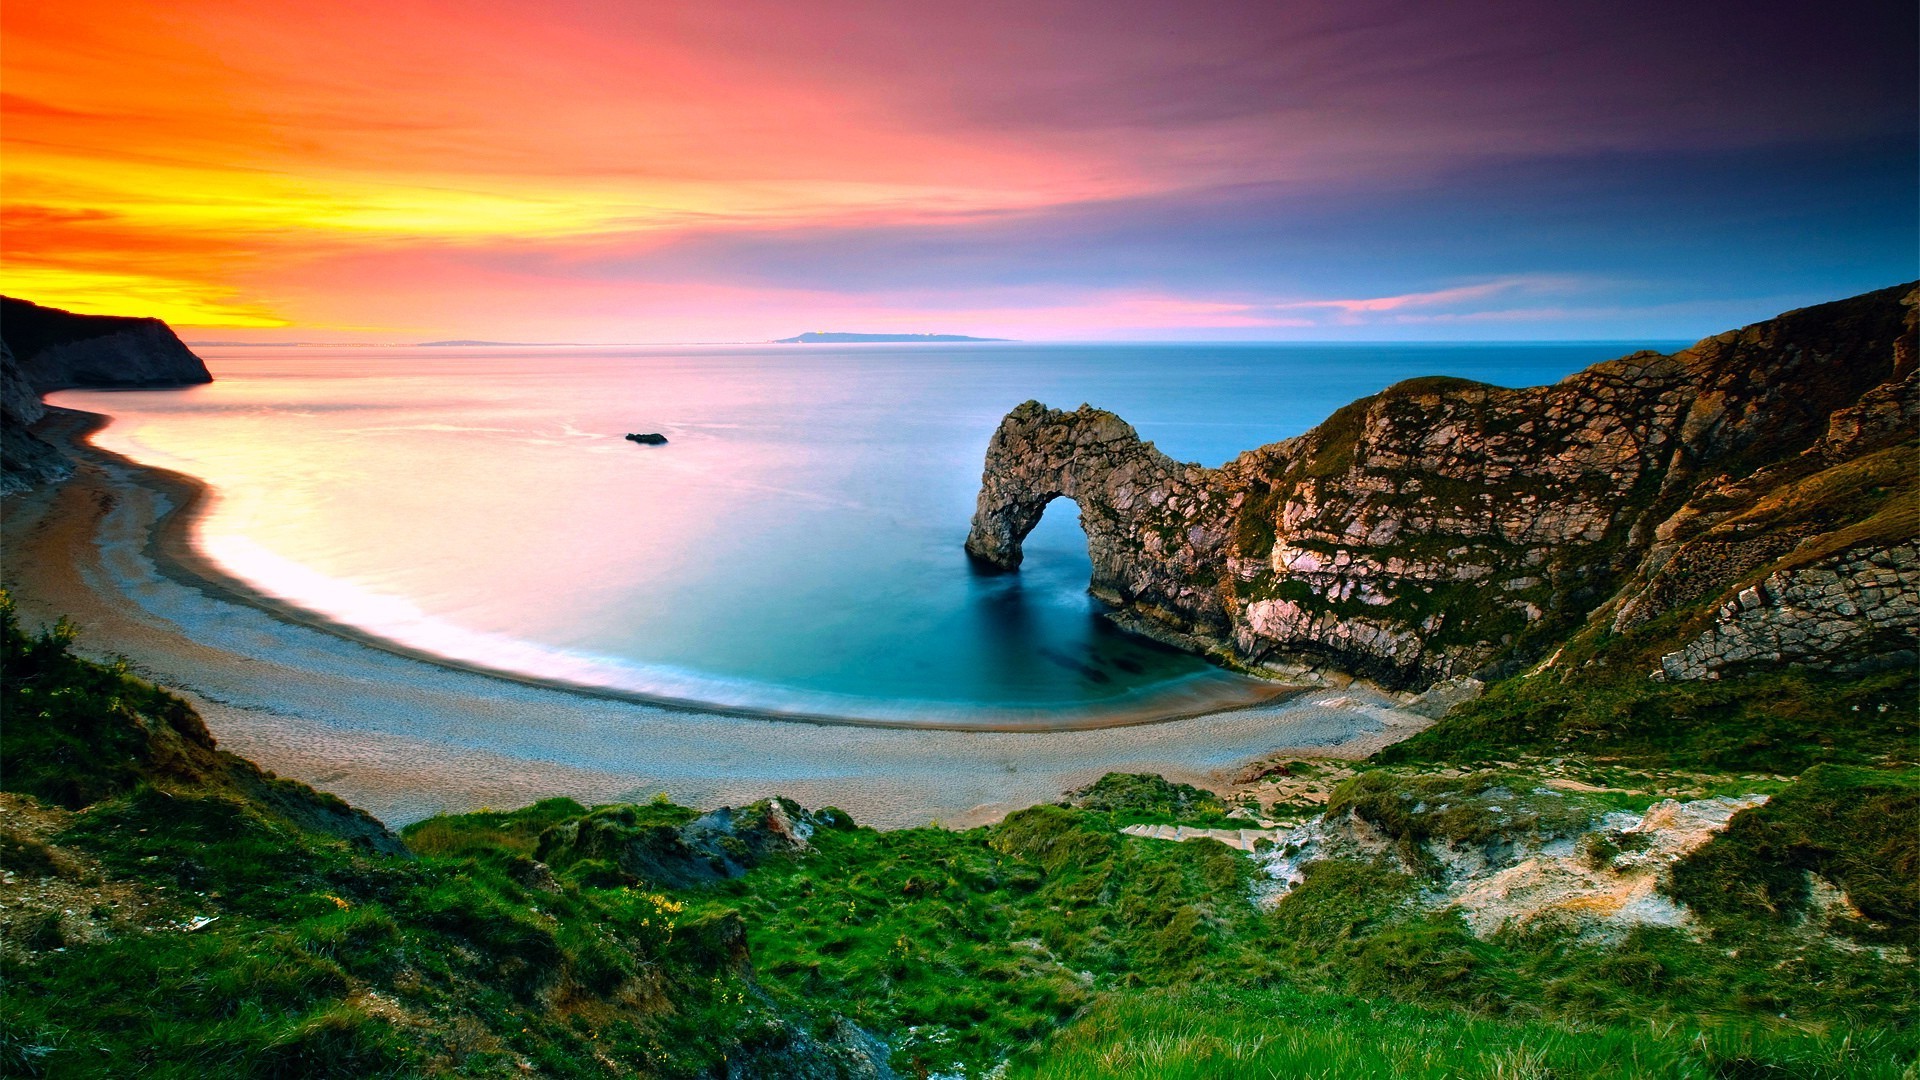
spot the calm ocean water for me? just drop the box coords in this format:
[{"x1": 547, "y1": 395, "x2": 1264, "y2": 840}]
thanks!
[{"x1": 53, "y1": 341, "x2": 1677, "y2": 724}]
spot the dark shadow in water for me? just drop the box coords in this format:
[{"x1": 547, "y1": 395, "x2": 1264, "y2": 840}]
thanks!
[
  {"x1": 964, "y1": 497, "x2": 1213, "y2": 699},
  {"x1": 967, "y1": 558, "x2": 1055, "y2": 694}
]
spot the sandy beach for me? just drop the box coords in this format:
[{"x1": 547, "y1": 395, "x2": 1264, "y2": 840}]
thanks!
[{"x1": 1, "y1": 408, "x2": 1431, "y2": 829}]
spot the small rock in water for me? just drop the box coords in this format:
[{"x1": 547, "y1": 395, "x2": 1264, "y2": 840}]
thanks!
[{"x1": 625, "y1": 432, "x2": 667, "y2": 445}]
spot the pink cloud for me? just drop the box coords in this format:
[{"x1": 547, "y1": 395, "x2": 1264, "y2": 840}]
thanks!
[{"x1": 1282, "y1": 277, "x2": 1576, "y2": 315}]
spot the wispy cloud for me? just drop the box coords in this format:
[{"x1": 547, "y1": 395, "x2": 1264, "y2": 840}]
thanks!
[{"x1": 1269, "y1": 276, "x2": 1594, "y2": 320}]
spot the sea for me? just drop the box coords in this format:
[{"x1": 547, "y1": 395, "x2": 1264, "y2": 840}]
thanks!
[{"x1": 50, "y1": 340, "x2": 1678, "y2": 727}]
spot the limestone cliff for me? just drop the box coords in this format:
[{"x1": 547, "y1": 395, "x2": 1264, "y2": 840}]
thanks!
[
  {"x1": 0, "y1": 297, "x2": 213, "y2": 495},
  {"x1": 966, "y1": 283, "x2": 1918, "y2": 690}
]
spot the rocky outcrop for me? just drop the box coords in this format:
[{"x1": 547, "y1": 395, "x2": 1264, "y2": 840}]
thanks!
[
  {"x1": 534, "y1": 798, "x2": 835, "y2": 889},
  {"x1": 1, "y1": 342, "x2": 45, "y2": 429},
  {"x1": 966, "y1": 283, "x2": 1919, "y2": 689},
  {"x1": 1658, "y1": 544, "x2": 1920, "y2": 680},
  {"x1": 1119, "y1": 822, "x2": 1290, "y2": 852},
  {"x1": 1248, "y1": 786, "x2": 1770, "y2": 940},
  {"x1": 964, "y1": 403, "x2": 1237, "y2": 643},
  {"x1": 0, "y1": 297, "x2": 212, "y2": 495},
  {"x1": 1, "y1": 296, "x2": 211, "y2": 393},
  {"x1": 1, "y1": 342, "x2": 71, "y2": 495}
]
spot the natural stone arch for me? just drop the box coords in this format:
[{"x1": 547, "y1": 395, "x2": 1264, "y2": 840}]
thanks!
[
  {"x1": 962, "y1": 401, "x2": 1238, "y2": 641},
  {"x1": 963, "y1": 404, "x2": 1115, "y2": 567},
  {"x1": 963, "y1": 402, "x2": 1165, "y2": 581}
]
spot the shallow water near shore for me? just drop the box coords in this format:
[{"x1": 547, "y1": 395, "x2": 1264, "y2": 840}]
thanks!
[{"x1": 51, "y1": 340, "x2": 1668, "y2": 725}]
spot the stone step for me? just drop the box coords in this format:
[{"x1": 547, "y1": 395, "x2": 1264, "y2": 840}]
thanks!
[{"x1": 1119, "y1": 823, "x2": 1289, "y2": 852}]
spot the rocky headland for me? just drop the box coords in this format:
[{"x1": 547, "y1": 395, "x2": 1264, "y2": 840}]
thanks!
[
  {"x1": 0, "y1": 296, "x2": 212, "y2": 393},
  {"x1": 0, "y1": 296, "x2": 213, "y2": 495},
  {"x1": 967, "y1": 283, "x2": 1918, "y2": 692}
]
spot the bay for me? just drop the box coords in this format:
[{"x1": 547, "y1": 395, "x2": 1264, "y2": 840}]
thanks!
[{"x1": 51, "y1": 340, "x2": 1676, "y2": 725}]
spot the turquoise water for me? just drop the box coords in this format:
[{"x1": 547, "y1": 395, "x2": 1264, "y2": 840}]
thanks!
[{"x1": 54, "y1": 341, "x2": 1676, "y2": 724}]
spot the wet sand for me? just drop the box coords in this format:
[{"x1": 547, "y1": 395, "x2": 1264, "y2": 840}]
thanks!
[{"x1": 1, "y1": 408, "x2": 1432, "y2": 828}]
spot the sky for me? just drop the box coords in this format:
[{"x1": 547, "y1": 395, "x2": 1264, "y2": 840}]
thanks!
[{"x1": 3, "y1": 0, "x2": 1914, "y2": 342}]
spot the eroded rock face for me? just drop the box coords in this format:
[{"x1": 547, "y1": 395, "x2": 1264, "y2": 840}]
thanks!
[
  {"x1": 0, "y1": 297, "x2": 214, "y2": 495},
  {"x1": 1, "y1": 341, "x2": 70, "y2": 496},
  {"x1": 964, "y1": 402, "x2": 1240, "y2": 643},
  {"x1": 965, "y1": 284, "x2": 1919, "y2": 688},
  {"x1": 1, "y1": 296, "x2": 212, "y2": 393},
  {"x1": 1250, "y1": 792, "x2": 1770, "y2": 939},
  {"x1": 1659, "y1": 544, "x2": 1920, "y2": 681}
]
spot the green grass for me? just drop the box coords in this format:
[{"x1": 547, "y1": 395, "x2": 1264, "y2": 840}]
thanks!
[
  {"x1": 7, "y1": 588, "x2": 1919, "y2": 1077},
  {"x1": 399, "y1": 796, "x2": 592, "y2": 859},
  {"x1": 1672, "y1": 764, "x2": 1920, "y2": 945},
  {"x1": 1, "y1": 788, "x2": 786, "y2": 1077},
  {"x1": 705, "y1": 806, "x2": 1256, "y2": 1075},
  {"x1": 1058, "y1": 771, "x2": 1237, "y2": 826},
  {"x1": 0, "y1": 608, "x2": 215, "y2": 810},
  {"x1": 0, "y1": 594, "x2": 798, "y2": 1078},
  {"x1": 1259, "y1": 855, "x2": 1915, "y2": 1025},
  {"x1": 1011, "y1": 985, "x2": 1919, "y2": 1080},
  {"x1": 1379, "y1": 666, "x2": 1918, "y2": 773},
  {"x1": 678, "y1": 771, "x2": 1917, "y2": 1076}
]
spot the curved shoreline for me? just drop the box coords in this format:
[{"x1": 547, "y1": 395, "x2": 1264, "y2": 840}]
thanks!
[
  {"x1": 60, "y1": 406, "x2": 1303, "y2": 733},
  {"x1": 2, "y1": 406, "x2": 1431, "y2": 828}
]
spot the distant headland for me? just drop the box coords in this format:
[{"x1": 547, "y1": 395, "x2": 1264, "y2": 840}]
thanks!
[
  {"x1": 416, "y1": 340, "x2": 563, "y2": 347},
  {"x1": 775, "y1": 332, "x2": 1010, "y2": 343}
]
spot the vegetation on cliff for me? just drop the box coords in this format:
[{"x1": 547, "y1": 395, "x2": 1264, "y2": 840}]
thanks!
[
  {"x1": 5, "y1": 591, "x2": 1916, "y2": 1078},
  {"x1": 1379, "y1": 665, "x2": 1916, "y2": 772}
]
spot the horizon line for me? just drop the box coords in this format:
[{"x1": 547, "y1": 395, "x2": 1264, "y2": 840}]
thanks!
[{"x1": 183, "y1": 336, "x2": 1701, "y2": 349}]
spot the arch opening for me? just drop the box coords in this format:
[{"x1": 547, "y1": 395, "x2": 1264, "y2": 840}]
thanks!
[{"x1": 1018, "y1": 495, "x2": 1096, "y2": 589}]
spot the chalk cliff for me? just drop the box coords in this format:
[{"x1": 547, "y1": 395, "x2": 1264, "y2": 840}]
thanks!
[
  {"x1": 0, "y1": 297, "x2": 213, "y2": 495},
  {"x1": 966, "y1": 283, "x2": 1918, "y2": 689}
]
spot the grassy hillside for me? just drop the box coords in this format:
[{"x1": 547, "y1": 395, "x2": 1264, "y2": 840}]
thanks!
[
  {"x1": 5, "y1": 591, "x2": 1916, "y2": 1077},
  {"x1": 1378, "y1": 665, "x2": 1917, "y2": 772},
  {"x1": 0, "y1": 594, "x2": 868, "y2": 1078}
]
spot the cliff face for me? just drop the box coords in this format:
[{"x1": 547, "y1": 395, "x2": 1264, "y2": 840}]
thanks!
[
  {"x1": 966, "y1": 283, "x2": 1919, "y2": 690},
  {"x1": 0, "y1": 297, "x2": 212, "y2": 495},
  {"x1": 0, "y1": 342, "x2": 71, "y2": 496},
  {"x1": 1, "y1": 296, "x2": 212, "y2": 393}
]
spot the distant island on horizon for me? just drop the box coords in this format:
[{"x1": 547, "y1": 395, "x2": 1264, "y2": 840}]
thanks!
[
  {"x1": 775, "y1": 332, "x2": 1010, "y2": 343},
  {"x1": 415, "y1": 339, "x2": 569, "y2": 347}
]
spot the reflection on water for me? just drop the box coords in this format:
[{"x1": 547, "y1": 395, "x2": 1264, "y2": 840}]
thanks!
[
  {"x1": 967, "y1": 500, "x2": 1200, "y2": 695},
  {"x1": 52, "y1": 341, "x2": 1649, "y2": 723}
]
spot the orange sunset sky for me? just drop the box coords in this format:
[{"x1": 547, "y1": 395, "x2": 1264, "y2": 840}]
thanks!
[{"x1": 3, "y1": 0, "x2": 1913, "y2": 342}]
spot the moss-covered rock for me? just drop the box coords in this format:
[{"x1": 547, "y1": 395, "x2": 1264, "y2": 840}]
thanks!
[
  {"x1": 1670, "y1": 764, "x2": 1920, "y2": 945},
  {"x1": 1061, "y1": 772, "x2": 1230, "y2": 824}
]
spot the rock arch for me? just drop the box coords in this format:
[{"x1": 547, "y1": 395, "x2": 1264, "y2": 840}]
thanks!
[{"x1": 962, "y1": 401, "x2": 1238, "y2": 643}]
